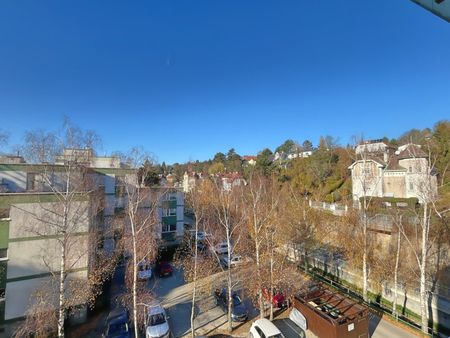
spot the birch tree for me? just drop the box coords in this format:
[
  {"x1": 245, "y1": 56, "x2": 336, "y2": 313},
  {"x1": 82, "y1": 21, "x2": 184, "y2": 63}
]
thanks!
[
  {"x1": 350, "y1": 139, "x2": 393, "y2": 302},
  {"x1": 118, "y1": 148, "x2": 160, "y2": 337},
  {"x1": 242, "y1": 172, "x2": 279, "y2": 319},
  {"x1": 14, "y1": 122, "x2": 110, "y2": 338},
  {"x1": 209, "y1": 178, "x2": 245, "y2": 332},
  {"x1": 173, "y1": 179, "x2": 217, "y2": 338}
]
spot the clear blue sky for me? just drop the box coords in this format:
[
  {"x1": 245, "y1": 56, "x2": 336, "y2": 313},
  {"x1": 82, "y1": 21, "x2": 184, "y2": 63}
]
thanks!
[{"x1": 0, "y1": 1, "x2": 449, "y2": 164}]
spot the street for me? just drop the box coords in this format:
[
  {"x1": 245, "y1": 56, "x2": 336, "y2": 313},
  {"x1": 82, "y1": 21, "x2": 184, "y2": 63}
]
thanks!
[{"x1": 150, "y1": 267, "x2": 420, "y2": 338}]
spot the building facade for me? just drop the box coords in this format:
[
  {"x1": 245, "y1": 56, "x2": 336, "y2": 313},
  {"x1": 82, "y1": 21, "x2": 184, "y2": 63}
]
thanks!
[
  {"x1": 0, "y1": 151, "x2": 184, "y2": 331},
  {"x1": 349, "y1": 142, "x2": 438, "y2": 204}
]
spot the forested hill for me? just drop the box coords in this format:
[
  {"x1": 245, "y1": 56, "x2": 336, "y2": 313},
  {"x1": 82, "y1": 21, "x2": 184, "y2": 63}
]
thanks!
[{"x1": 161, "y1": 120, "x2": 450, "y2": 203}]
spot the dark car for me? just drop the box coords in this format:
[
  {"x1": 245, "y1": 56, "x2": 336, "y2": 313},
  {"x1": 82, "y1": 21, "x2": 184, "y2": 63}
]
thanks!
[
  {"x1": 155, "y1": 261, "x2": 173, "y2": 277},
  {"x1": 103, "y1": 307, "x2": 132, "y2": 338},
  {"x1": 213, "y1": 288, "x2": 248, "y2": 322}
]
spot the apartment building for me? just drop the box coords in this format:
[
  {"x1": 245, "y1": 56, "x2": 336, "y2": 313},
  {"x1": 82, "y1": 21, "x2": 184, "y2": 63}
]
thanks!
[{"x1": 0, "y1": 150, "x2": 184, "y2": 331}]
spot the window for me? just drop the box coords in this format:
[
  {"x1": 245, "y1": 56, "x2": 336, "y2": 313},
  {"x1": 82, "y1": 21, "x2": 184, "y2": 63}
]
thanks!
[
  {"x1": 162, "y1": 223, "x2": 176, "y2": 232},
  {"x1": 409, "y1": 182, "x2": 414, "y2": 190},
  {"x1": 115, "y1": 176, "x2": 126, "y2": 197},
  {"x1": 162, "y1": 208, "x2": 176, "y2": 217},
  {"x1": 409, "y1": 166, "x2": 412, "y2": 173},
  {"x1": 255, "y1": 326, "x2": 266, "y2": 338},
  {"x1": 0, "y1": 249, "x2": 7, "y2": 260}
]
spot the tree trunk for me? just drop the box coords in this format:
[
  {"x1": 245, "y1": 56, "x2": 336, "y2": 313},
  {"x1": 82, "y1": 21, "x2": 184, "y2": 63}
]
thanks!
[
  {"x1": 393, "y1": 229, "x2": 401, "y2": 318},
  {"x1": 226, "y1": 231, "x2": 233, "y2": 332},
  {"x1": 269, "y1": 245, "x2": 274, "y2": 321},
  {"x1": 255, "y1": 239, "x2": 264, "y2": 319},
  {"x1": 190, "y1": 221, "x2": 199, "y2": 338},
  {"x1": 420, "y1": 204, "x2": 429, "y2": 334},
  {"x1": 58, "y1": 181, "x2": 70, "y2": 338},
  {"x1": 362, "y1": 197, "x2": 369, "y2": 302},
  {"x1": 131, "y1": 222, "x2": 139, "y2": 338},
  {"x1": 362, "y1": 216, "x2": 368, "y2": 302},
  {"x1": 57, "y1": 242, "x2": 66, "y2": 338}
]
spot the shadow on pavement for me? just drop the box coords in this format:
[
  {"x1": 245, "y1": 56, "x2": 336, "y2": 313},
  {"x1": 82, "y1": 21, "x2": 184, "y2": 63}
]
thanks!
[{"x1": 368, "y1": 311, "x2": 383, "y2": 337}]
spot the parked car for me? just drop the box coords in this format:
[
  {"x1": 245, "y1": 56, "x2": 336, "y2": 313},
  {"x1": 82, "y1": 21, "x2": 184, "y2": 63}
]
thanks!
[
  {"x1": 213, "y1": 288, "x2": 248, "y2": 322},
  {"x1": 249, "y1": 318, "x2": 284, "y2": 338},
  {"x1": 145, "y1": 302, "x2": 171, "y2": 338},
  {"x1": 138, "y1": 260, "x2": 153, "y2": 280},
  {"x1": 212, "y1": 242, "x2": 230, "y2": 255},
  {"x1": 188, "y1": 230, "x2": 206, "y2": 241},
  {"x1": 155, "y1": 261, "x2": 173, "y2": 277},
  {"x1": 220, "y1": 255, "x2": 252, "y2": 268},
  {"x1": 103, "y1": 307, "x2": 132, "y2": 338},
  {"x1": 262, "y1": 288, "x2": 287, "y2": 309}
]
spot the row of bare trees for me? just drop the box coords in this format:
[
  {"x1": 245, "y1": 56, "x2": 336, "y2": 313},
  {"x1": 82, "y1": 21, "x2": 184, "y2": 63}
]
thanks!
[{"x1": 175, "y1": 172, "x2": 318, "y2": 336}]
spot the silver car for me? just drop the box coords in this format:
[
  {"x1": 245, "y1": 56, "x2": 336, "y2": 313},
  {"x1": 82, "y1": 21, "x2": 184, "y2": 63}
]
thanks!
[{"x1": 145, "y1": 302, "x2": 170, "y2": 338}]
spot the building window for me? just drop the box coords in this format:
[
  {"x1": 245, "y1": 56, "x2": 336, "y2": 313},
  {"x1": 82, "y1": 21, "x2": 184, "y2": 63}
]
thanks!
[
  {"x1": 409, "y1": 182, "x2": 413, "y2": 190},
  {"x1": 163, "y1": 192, "x2": 177, "y2": 201},
  {"x1": 162, "y1": 223, "x2": 176, "y2": 232},
  {"x1": 409, "y1": 166, "x2": 412, "y2": 173},
  {"x1": 115, "y1": 176, "x2": 126, "y2": 197},
  {"x1": 162, "y1": 208, "x2": 176, "y2": 217},
  {"x1": 0, "y1": 249, "x2": 7, "y2": 260}
]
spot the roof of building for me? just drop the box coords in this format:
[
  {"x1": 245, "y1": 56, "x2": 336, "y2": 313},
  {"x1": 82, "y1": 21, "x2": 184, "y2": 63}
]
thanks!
[
  {"x1": 385, "y1": 157, "x2": 407, "y2": 171},
  {"x1": 396, "y1": 144, "x2": 427, "y2": 160}
]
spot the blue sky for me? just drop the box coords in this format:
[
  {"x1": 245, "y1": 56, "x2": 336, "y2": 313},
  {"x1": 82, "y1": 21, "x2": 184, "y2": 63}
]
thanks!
[{"x1": 0, "y1": 1, "x2": 449, "y2": 164}]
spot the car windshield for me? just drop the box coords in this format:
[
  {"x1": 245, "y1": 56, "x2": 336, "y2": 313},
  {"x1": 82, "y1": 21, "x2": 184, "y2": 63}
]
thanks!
[
  {"x1": 108, "y1": 322, "x2": 129, "y2": 334},
  {"x1": 148, "y1": 313, "x2": 166, "y2": 326},
  {"x1": 139, "y1": 264, "x2": 149, "y2": 271},
  {"x1": 232, "y1": 294, "x2": 242, "y2": 306}
]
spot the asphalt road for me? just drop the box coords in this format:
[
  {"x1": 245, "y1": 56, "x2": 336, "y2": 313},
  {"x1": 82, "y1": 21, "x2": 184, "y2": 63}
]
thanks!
[{"x1": 150, "y1": 267, "x2": 420, "y2": 338}]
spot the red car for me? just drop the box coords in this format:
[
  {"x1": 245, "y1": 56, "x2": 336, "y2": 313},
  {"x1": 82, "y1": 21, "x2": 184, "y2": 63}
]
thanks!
[
  {"x1": 155, "y1": 262, "x2": 173, "y2": 277},
  {"x1": 262, "y1": 288, "x2": 287, "y2": 309}
]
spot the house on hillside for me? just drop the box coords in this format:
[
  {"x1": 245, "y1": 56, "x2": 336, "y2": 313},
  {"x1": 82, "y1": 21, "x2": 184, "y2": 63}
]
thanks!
[
  {"x1": 349, "y1": 141, "x2": 438, "y2": 204},
  {"x1": 218, "y1": 172, "x2": 246, "y2": 191},
  {"x1": 243, "y1": 156, "x2": 257, "y2": 166},
  {"x1": 182, "y1": 171, "x2": 203, "y2": 192}
]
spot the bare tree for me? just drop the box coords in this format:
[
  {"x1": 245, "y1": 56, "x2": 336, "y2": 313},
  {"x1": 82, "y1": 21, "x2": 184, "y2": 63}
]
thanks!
[
  {"x1": 14, "y1": 122, "x2": 110, "y2": 338},
  {"x1": 242, "y1": 172, "x2": 279, "y2": 319},
  {"x1": 208, "y1": 178, "x2": 246, "y2": 332},
  {"x1": 118, "y1": 148, "x2": 160, "y2": 337},
  {"x1": 396, "y1": 143, "x2": 439, "y2": 333},
  {"x1": 349, "y1": 138, "x2": 393, "y2": 302},
  {"x1": 173, "y1": 179, "x2": 217, "y2": 337}
]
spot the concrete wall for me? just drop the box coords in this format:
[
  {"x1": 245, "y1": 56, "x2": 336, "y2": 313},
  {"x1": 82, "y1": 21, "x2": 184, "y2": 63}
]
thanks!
[
  {"x1": 382, "y1": 173, "x2": 406, "y2": 198},
  {"x1": 5, "y1": 200, "x2": 90, "y2": 321},
  {"x1": 5, "y1": 269, "x2": 88, "y2": 321}
]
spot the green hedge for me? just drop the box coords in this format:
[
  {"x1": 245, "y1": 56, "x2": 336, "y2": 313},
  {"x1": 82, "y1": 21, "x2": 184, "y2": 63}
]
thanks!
[{"x1": 360, "y1": 197, "x2": 419, "y2": 210}]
